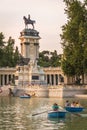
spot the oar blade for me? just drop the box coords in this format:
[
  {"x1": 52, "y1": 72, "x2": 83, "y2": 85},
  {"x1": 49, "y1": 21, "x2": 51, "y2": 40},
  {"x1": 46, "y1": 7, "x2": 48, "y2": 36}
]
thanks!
[{"x1": 32, "y1": 110, "x2": 48, "y2": 116}]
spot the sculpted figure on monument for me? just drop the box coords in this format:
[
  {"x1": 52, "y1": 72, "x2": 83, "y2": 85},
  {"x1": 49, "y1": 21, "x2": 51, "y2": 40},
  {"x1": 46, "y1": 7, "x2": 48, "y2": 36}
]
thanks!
[{"x1": 23, "y1": 14, "x2": 36, "y2": 29}]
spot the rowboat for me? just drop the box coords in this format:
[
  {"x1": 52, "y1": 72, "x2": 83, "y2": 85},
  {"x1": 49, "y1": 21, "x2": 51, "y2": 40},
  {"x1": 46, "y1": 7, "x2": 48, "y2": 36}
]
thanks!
[
  {"x1": 48, "y1": 111, "x2": 67, "y2": 118},
  {"x1": 65, "y1": 106, "x2": 84, "y2": 112},
  {"x1": 20, "y1": 95, "x2": 31, "y2": 98}
]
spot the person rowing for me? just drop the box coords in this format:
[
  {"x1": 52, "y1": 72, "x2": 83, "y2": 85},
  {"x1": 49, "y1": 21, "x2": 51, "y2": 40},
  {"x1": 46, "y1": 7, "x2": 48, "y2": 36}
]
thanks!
[{"x1": 52, "y1": 103, "x2": 59, "y2": 111}]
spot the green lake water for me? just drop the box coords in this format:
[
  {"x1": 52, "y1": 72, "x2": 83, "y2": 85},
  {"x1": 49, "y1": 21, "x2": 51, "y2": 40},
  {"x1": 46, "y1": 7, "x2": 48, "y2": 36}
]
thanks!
[{"x1": 0, "y1": 97, "x2": 87, "y2": 130}]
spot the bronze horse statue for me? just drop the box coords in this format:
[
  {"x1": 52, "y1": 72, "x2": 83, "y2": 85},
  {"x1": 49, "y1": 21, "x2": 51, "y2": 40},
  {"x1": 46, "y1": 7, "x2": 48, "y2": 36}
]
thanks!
[{"x1": 23, "y1": 15, "x2": 36, "y2": 29}]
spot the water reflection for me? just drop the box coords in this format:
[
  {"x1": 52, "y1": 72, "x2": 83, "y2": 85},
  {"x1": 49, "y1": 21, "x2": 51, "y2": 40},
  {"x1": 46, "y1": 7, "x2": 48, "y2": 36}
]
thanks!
[{"x1": 0, "y1": 97, "x2": 87, "y2": 130}]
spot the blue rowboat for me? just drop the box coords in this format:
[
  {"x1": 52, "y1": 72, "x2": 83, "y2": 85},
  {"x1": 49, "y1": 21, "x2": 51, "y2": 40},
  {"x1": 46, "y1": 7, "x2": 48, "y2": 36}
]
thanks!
[
  {"x1": 48, "y1": 111, "x2": 67, "y2": 118},
  {"x1": 20, "y1": 95, "x2": 31, "y2": 98},
  {"x1": 65, "y1": 107, "x2": 84, "y2": 112}
]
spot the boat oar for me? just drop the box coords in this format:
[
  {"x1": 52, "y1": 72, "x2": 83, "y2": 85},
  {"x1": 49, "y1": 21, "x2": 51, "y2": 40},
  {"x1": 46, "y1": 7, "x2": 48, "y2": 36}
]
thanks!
[
  {"x1": 59, "y1": 106, "x2": 66, "y2": 111},
  {"x1": 32, "y1": 110, "x2": 50, "y2": 116}
]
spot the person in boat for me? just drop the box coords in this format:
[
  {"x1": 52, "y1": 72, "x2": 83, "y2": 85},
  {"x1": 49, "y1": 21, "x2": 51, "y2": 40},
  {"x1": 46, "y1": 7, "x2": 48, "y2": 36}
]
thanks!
[
  {"x1": 71, "y1": 101, "x2": 76, "y2": 107},
  {"x1": 23, "y1": 93, "x2": 30, "y2": 97},
  {"x1": 65, "y1": 100, "x2": 70, "y2": 107},
  {"x1": 8, "y1": 88, "x2": 14, "y2": 96},
  {"x1": 52, "y1": 103, "x2": 59, "y2": 111},
  {"x1": 75, "y1": 101, "x2": 81, "y2": 107}
]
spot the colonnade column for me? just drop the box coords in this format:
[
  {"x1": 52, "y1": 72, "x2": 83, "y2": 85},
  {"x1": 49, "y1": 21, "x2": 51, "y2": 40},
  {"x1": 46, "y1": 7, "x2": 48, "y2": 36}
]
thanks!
[
  {"x1": 0, "y1": 75, "x2": 1, "y2": 86},
  {"x1": 0, "y1": 74, "x2": 14, "y2": 86},
  {"x1": 54, "y1": 74, "x2": 56, "y2": 85},
  {"x1": 2, "y1": 75, "x2": 5, "y2": 86},
  {"x1": 6, "y1": 75, "x2": 9, "y2": 85},
  {"x1": 58, "y1": 74, "x2": 62, "y2": 85},
  {"x1": 45, "y1": 74, "x2": 59, "y2": 86},
  {"x1": 49, "y1": 74, "x2": 52, "y2": 85},
  {"x1": 45, "y1": 74, "x2": 47, "y2": 84},
  {"x1": 45, "y1": 73, "x2": 64, "y2": 86}
]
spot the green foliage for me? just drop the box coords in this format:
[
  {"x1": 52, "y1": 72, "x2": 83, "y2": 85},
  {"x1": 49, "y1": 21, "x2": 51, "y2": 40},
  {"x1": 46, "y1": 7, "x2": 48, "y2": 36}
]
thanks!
[
  {"x1": 38, "y1": 50, "x2": 61, "y2": 67},
  {"x1": 61, "y1": 0, "x2": 87, "y2": 82},
  {"x1": 0, "y1": 32, "x2": 5, "y2": 66},
  {"x1": 0, "y1": 34, "x2": 20, "y2": 67},
  {"x1": 62, "y1": 59, "x2": 75, "y2": 76}
]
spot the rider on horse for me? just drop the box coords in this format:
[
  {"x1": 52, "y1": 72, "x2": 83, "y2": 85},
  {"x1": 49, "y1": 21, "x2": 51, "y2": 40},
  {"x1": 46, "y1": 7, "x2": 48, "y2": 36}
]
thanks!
[{"x1": 23, "y1": 14, "x2": 35, "y2": 29}]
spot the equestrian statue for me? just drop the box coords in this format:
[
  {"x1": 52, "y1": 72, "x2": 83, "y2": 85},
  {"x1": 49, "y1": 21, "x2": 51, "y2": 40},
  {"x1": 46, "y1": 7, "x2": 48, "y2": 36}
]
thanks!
[{"x1": 23, "y1": 14, "x2": 36, "y2": 29}]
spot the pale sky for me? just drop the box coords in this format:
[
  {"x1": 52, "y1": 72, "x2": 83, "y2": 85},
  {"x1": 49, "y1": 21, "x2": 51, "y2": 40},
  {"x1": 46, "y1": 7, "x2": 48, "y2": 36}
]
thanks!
[{"x1": 0, "y1": 0, "x2": 67, "y2": 54}]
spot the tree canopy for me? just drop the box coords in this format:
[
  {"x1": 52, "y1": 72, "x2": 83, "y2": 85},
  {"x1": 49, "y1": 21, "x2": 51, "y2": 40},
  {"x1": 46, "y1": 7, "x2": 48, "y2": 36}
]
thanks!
[
  {"x1": 38, "y1": 50, "x2": 62, "y2": 67},
  {"x1": 60, "y1": 0, "x2": 87, "y2": 84},
  {"x1": 0, "y1": 33, "x2": 20, "y2": 67}
]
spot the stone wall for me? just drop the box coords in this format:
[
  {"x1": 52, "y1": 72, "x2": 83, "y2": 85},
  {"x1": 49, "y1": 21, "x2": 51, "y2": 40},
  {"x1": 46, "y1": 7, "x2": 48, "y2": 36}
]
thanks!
[
  {"x1": 0, "y1": 85, "x2": 87, "y2": 97},
  {"x1": 0, "y1": 86, "x2": 10, "y2": 96}
]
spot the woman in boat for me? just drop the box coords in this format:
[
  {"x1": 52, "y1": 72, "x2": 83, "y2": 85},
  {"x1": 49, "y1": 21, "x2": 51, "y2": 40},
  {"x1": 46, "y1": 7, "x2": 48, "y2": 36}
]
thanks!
[
  {"x1": 71, "y1": 101, "x2": 76, "y2": 107},
  {"x1": 52, "y1": 103, "x2": 59, "y2": 111},
  {"x1": 75, "y1": 101, "x2": 81, "y2": 107}
]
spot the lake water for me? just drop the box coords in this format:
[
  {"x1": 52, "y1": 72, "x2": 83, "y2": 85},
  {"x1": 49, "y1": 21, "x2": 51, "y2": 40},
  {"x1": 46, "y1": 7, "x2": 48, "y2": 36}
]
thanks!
[{"x1": 0, "y1": 97, "x2": 87, "y2": 130}]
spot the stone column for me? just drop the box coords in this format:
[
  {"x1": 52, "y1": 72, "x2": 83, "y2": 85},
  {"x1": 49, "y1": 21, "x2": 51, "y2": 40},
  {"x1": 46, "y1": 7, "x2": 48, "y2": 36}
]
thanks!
[
  {"x1": 24, "y1": 43, "x2": 26, "y2": 58},
  {"x1": 58, "y1": 74, "x2": 60, "y2": 85},
  {"x1": 45, "y1": 74, "x2": 47, "y2": 84},
  {"x1": 11, "y1": 74, "x2": 13, "y2": 80},
  {"x1": 25, "y1": 42, "x2": 30, "y2": 58},
  {"x1": 2, "y1": 75, "x2": 5, "y2": 86},
  {"x1": 54, "y1": 74, "x2": 56, "y2": 86},
  {"x1": 6, "y1": 74, "x2": 9, "y2": 85},
  {"x1": 36, "y1": 43, "x2": 39, "y2": 59},
  {"x1": 0, "y1": 75, "x2": 1, "y2": 86},
  {"x1": 58, "y1": 74, "x2": 61, "y2": 85},
  {"x1": 21, "y1": 43, "x2": 23, "y2": 56},
  {"x1": 49, "y1": 74, "x2": 52, "y2": 85}
]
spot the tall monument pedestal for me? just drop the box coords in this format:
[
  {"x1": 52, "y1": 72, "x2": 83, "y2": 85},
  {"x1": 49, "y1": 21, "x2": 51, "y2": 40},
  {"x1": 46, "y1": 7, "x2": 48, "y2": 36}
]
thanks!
[{"x1": 15, "y1": 15, "x2": 46, "y2": 86}]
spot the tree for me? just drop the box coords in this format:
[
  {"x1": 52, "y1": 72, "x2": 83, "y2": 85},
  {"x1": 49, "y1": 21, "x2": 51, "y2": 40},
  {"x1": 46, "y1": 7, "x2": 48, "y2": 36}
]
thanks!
[
  {"x1": 60, "y1": 0, "x2": 87, "y2": 84},
  {"x1": 4, "y1": 37, "x2": 15, "y2": 67},
  {"x1": 0, "y1": 32, "x2": 5, "y2": 66},
  {"x1": 4, "y1": 37, "x2": 20, "y2": 67},
  {"x1": 50, "y1": 50, "x2": 61, "y2": 67},
  {"x1": 38, "y1": 50, "x2": 61, "y2": 67},
  {"x1": 0, "y1": 33, "x2": 20, "y2": 67},
  {"x1": 38, "y1": 51, "x2": 51, "y2": 67}
]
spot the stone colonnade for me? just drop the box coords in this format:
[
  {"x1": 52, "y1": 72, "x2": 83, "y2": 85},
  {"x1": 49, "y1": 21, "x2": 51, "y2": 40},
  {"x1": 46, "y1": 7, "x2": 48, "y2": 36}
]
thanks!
[
  {"x1": 0, "y1": 74, "x2": 14, "y2": 86},
  {"x1": 0, "y1": 68, "x2": 16, "y2": 86},
  {"x1": 45, "y1": 74, "x2": 63, "y2": 85},
  {"x1": 43, "y1": 67, "x2": 65, "y2": 85},
  {"x1": 0, "y1": 67, "x2": 66, "y2": 87}
]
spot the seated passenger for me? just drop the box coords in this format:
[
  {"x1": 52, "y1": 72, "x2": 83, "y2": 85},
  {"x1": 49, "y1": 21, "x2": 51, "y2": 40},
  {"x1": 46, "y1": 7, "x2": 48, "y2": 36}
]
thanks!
[
  {"x1": 24, "y1": 93, "x2": 30, "y2": 97},
  {"x1": 52, "y1": 103, "x2": 59, "y2": 111},
  {"x1": 75, "y1": 101, "x2": 80, "y2": 107},
  {"x1": 65, "y1": 100, "x2": 70, "y2": 107},
  {"x1": 71, "y1": 101, "x2": 76, "y2": 107}
]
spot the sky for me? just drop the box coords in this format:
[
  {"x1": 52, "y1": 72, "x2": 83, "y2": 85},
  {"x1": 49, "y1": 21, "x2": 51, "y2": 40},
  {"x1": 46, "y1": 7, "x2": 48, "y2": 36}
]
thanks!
[{"x1": 0, "y1": 0, "x2": 67, "y2": 54}]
